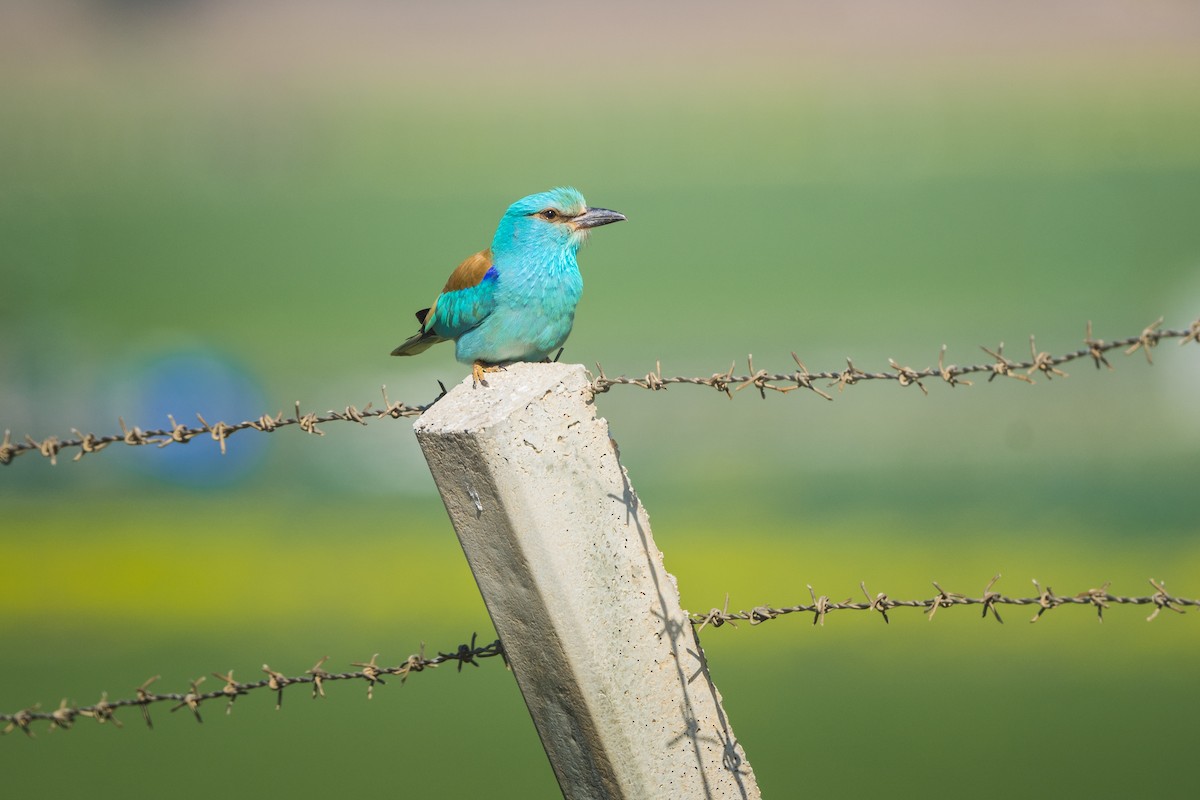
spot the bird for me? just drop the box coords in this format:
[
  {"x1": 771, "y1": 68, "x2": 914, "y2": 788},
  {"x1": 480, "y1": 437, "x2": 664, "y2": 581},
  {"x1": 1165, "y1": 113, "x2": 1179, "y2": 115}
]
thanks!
[{"x1": 390, "y1": 187, "x2": 625, "y2": 384}]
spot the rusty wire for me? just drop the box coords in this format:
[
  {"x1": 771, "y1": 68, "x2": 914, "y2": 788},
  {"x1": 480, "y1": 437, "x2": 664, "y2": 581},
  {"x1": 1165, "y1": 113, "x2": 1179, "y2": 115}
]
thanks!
[
  {"x1": 0, "y1": 386, "x2": 437, "y2": 467},
  {"x1": 1, "y1": 316, "x2": 1196, "y2": 467},
  {"x1": 4, "y1": 575, "x2": 1191, "y2": 736},
  {"x1": 690, "y1": 577, "x2": 1194, "y2": 630},
  {"x1": 592, "y1": 316, "x2": 1198, "y2": 397},
  {"x1": 0, "y1": 636, "x2": 503, "y2": 737}
]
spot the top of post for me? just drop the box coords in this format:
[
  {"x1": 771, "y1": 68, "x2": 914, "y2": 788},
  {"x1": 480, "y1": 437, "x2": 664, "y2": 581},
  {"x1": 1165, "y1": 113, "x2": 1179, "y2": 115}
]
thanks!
[{"x1": 413, "y1": 362, "x2": 593, "y2": 434}]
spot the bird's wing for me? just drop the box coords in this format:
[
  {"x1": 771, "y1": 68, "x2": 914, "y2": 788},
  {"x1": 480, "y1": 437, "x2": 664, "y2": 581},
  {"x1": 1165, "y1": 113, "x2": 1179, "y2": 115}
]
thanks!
[
  {"x1": 392, "y1": 249, "x2": 498, "y2": 357},
  {"x1": 423, "y1": 248, "x2": 499, "y2": 337},
  {"x1": 440, "y1": 248, "x2": 495, "y2": 293}
]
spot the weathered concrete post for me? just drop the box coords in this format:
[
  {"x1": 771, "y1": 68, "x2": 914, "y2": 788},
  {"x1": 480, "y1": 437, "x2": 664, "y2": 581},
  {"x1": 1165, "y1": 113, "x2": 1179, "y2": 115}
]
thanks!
[{"x1": 414, "y1": 362, "x2": 760, "y2": 800}]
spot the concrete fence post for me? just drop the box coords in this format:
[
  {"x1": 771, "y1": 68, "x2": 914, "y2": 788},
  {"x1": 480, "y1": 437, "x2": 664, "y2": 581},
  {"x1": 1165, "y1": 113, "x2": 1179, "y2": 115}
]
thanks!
[{"x1": 414, "y1": 362, "x2": 761, "y2": 800}]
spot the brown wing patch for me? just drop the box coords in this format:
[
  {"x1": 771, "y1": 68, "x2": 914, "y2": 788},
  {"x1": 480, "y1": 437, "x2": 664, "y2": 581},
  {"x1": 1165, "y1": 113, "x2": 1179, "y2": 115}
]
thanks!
[
  {"x1": 409, "y1": 249, "x2": 491, "y2": 335},
  {"x1": 442, "y1": 249, "x2": 494, "y2": 293}
]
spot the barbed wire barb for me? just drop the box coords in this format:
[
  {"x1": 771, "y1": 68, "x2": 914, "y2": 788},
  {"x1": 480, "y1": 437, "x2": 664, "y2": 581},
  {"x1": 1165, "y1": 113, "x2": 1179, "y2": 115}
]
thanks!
[
  {"x1": 790, "y1": 353, "x2": 834, "y2": 400},
  {"x1": 981, "y1": 342, "x2": 1034, "y2": 385},
  {"x1": 136, "y1": 675, "x2": 159, "y2": 729},
  {"x1": 1030, "y1": 579, "x2": 1062, "y2": 622},
  {"x1": 170, "y1": 676, "x2": 206, "y2": 723},
  {"x1": 1182, "y1": 318, "x2": 1200, "y2": 347},
  {"x1": 1028, "y1": 335, "x2": 1068, "y2": 380},
  {"x1": 861, "y1": 581, "x2": 890, "y2": 623},
  {"x1": 350, "y1": 654, "x2": 385, "y2": 699},
  {"x1": 1146, "y1": 578, "x2": 1185, "y2": 622},
  {"x1": 1084, "y1": 320, "x2": 1114, "y2": 370},
  {"x1": 1125, "y1": 316, "x2": 1164, "y2": 363},
  {"x1": 938, "y1": 344, "x2": 973, "y2": 388}
]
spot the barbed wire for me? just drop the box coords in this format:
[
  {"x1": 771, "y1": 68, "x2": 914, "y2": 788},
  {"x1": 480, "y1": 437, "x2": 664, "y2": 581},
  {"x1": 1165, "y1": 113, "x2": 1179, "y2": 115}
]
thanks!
[
  {"x1": 690, "y1": 577, "x2": 1195, "y2": 629},
  {"x1": 592, "y1": 316, "x2": 1199, "y2": 396},
  {"x1": 0, "y1": 635, "x2": 503, "y2": 737},
  {"x1": 4, "y1": 576, "x2": 1191, "y2": 736},
  {"x1": 2, "y1": 316, "x2": 1196, "y2": 467},
  {"x1": 0, "y1": 386, "x2": 438, "y2": 467}
]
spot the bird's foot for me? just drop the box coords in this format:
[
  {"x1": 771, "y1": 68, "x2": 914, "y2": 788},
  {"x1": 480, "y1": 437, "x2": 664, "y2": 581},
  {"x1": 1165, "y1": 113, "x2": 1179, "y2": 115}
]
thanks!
[
  {"x1": 472, "y1": 361, "x2": 504, "y2": 387},
  {"x1": 539, "y1": 348, "x2": 566, "y2": 365}
]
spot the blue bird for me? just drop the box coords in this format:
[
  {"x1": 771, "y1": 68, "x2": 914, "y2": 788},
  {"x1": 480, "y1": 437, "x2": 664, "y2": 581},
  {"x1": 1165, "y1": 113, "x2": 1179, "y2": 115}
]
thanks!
[{"x1": 391, "y1": 187, "x2": 625, "y2": 384}]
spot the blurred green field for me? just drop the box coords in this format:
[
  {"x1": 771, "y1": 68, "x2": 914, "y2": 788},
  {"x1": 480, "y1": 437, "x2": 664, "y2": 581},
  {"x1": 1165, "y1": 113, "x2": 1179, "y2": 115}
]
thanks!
[
  {"x1": 4, "y1": 501, "x2": 1198, "y2": 797},
  {"x1": 3, "y1": 2, "x2": 1200, "y2": 798}
]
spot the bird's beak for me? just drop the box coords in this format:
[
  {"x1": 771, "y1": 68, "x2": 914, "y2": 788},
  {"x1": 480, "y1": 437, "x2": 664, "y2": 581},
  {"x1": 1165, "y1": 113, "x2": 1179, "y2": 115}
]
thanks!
[{"x1": 572, "y1": 207, "x2": 626, "y2": 229}]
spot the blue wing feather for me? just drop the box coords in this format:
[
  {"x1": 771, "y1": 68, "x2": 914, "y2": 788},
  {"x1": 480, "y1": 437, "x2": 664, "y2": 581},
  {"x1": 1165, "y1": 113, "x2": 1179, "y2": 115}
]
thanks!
[{"x1": 427, "y1": 267, "x2": 499, "y2": 339}]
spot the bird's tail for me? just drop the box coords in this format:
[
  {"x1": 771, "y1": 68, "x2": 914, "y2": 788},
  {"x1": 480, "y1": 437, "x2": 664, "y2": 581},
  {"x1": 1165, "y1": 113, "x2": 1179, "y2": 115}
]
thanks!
[{"x1": 390, "y1": 330, "x2": 448, "y2": 357}]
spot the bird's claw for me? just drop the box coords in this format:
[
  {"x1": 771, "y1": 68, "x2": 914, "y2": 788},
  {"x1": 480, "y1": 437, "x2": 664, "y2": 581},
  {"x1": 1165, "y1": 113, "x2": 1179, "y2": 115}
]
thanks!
[{"x1": 472, "y1": 361, "x2": 504, "y2": 388}]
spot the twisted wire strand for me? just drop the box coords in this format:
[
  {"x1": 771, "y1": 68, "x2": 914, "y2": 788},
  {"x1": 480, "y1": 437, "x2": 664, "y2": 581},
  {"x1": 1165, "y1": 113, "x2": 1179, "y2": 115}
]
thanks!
[
  {"x1": 691, "y1": 577, "x2": 1194, "y2": 630},
  {"x1": 592, "y1": 317, "x2": 1197, "y2": 397},
  {"x1": 1, "y1": 636, "x2": 503, "y2": 736}
]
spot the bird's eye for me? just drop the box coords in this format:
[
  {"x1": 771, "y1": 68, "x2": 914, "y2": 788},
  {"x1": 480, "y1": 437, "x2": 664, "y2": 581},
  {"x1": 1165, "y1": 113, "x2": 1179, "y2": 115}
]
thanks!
[{"x1": 540, "y1": 209, "x2": 558, "y2": 220}]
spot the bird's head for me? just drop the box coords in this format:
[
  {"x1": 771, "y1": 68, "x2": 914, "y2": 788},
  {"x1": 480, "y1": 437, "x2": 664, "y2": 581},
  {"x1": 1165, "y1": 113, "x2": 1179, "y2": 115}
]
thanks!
[{"x1": 493, "y1": 187, "x2": 626, "y2": 259}]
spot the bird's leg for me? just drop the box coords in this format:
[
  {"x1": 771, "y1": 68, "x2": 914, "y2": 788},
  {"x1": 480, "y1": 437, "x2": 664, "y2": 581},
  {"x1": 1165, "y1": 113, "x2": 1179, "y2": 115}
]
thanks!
[{"x1": 472, "y1": 361, "x2": 504, "y2": 387}]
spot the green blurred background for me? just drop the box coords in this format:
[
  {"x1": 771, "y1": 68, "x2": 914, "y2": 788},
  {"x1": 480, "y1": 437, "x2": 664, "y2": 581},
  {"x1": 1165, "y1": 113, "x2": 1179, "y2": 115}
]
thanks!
[{"x1": 3, "y1": 1, "x2": 1199, "y2": 797}]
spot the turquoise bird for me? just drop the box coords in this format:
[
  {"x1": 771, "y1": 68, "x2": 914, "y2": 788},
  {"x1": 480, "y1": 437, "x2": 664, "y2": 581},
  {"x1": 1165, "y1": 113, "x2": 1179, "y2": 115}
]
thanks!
[{"x1": 391, "y1": 187, "x2": 625, "y2": 384}]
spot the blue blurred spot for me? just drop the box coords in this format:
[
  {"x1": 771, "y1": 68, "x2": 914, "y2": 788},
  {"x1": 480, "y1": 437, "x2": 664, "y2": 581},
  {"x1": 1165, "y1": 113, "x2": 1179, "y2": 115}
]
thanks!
[{"x1": 116, "y1": 346, "x2": 267, "y2": 487}]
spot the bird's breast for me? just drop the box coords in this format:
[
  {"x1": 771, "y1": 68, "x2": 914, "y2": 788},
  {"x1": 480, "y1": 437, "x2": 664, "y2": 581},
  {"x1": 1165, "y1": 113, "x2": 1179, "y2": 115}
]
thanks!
[{"x1": 494, "y1": 256, "x2": 582, "y2": 312}]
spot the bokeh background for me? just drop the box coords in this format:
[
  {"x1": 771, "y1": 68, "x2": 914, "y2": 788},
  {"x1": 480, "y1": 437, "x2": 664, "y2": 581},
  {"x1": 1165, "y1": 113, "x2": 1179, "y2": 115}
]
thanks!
[{"x1": 3, "y1": 1, "x2": 1199, "y2": 796}]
